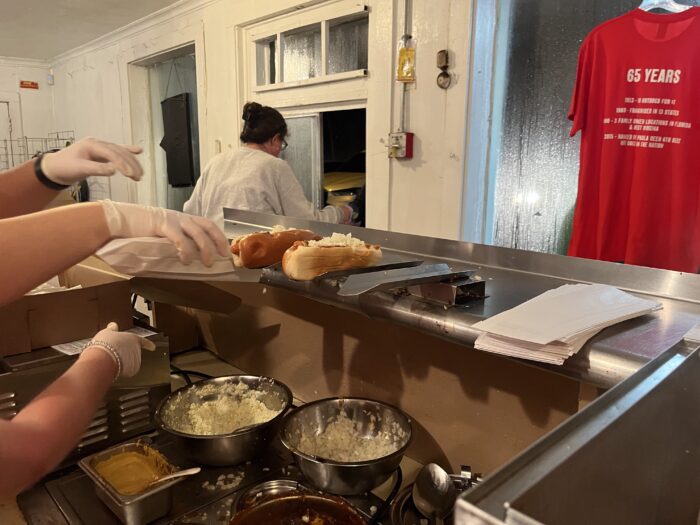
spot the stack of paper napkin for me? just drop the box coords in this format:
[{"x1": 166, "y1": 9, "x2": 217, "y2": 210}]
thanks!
[{"x1": 473, "y1": 284, "x2": 662, "y2": 365}]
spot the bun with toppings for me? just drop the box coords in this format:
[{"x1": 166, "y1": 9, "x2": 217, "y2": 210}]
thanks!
[
  {"x1": 230, "y1": 226, "x2": 321, "y2": 268},
  {"x1": 282, "y1": 233, "x2": 382, "y2": 281}
]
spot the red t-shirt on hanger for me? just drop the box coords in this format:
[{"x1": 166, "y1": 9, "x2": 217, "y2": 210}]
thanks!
[{"x1": 568, "y1": 8, "x2": 700, "y2": 272}]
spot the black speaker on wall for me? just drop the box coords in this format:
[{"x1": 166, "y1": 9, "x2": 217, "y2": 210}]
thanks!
[{"x1": 160, "y1": 93, "x2": 195, "y2": 187}]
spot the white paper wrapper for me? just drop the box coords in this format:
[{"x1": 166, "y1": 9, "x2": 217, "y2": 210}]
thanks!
[
  {"x1": 96, "y1": 237, "x2": 246, "y2": 281},
  {"x1": 27, "y1": 276, "x2": 82, "y2": 295}
]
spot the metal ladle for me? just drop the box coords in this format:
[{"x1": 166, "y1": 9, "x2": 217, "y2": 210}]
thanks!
[{"x1": 412, "y1": 463, "x2": 457, "y2": 524}]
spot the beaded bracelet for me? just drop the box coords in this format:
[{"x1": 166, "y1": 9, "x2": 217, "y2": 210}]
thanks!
[{"x1": 84, "y1": 340, "x2": 122, "y2": 380}]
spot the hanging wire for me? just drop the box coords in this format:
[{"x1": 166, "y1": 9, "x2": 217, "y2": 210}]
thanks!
[{"x1": 164, "y1": 59, "x2": 185, "y2": 98}]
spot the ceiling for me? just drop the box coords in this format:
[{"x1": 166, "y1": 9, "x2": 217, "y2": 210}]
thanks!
[{"x1": 0, "y1": 0, "x2": 180, "y2": 61}]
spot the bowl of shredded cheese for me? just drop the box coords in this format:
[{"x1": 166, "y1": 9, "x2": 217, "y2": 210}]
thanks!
[
  {"x1": 156, "y1": 375, "x2": 292, "y2": 466},
  {"x1": 281, "y1": 397, "x2": 412, "y2": 495}
]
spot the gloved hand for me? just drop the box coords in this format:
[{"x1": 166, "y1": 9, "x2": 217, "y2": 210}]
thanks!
[
  {"x1": 41, "y1": 137, "x2": 143, "y2": 185},
  {"x1": 100, "y1": 200, "x2": 229, "y2": 266},
  {"x1": 82, "y1": 323, "x2": 143, "y2": 379}
]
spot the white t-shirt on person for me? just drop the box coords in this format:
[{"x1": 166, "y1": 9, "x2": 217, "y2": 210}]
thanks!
[{"x1": 183, "y1": 147, "x2": 343, "y2": 227}]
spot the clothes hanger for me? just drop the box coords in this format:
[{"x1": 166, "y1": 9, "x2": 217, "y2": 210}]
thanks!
[{"x1": 639, "y1": 0, "x2": 693, "y2": 13}]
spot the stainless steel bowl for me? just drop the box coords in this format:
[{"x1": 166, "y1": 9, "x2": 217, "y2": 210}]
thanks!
[
  {"x1": 155, "y1": 375, "x2": 292, "y2": 466},
  {"x1": 281, "y1": 397, "x2": 412, "y2": 495},
  {"x1": 231, "y1": 479, "x2": 368, "y2": 525}
]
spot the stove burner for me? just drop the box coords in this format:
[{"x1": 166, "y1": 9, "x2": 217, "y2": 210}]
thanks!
[{"x1": 18, "y1": 434, "x2": 397, "y2": 525}]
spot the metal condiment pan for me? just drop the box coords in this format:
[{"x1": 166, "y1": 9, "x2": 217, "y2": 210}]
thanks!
[{"x1": 78, "y1": 440, "x2": 184, "y2": 525}]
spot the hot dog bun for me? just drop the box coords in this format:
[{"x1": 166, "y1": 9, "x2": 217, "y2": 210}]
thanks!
[
  {"x1": 230, "y1": 226, "x2": 321, "y2": 268},
  {"x1": 282, "y1": 233, "x2": 382, "y2": 281}
]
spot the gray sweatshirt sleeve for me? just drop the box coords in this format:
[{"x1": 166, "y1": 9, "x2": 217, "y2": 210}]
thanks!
[
  {"x1": 275, "y1": 162, "x2": 343, "y2": 223},
  {"x1": 183, "y1": 159, "x2": 209, "y2": 217}
]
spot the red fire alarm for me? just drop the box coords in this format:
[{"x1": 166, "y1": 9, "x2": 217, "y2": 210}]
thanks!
[
  {"x1": 19, "y1": 80, "x2": 39, "y2": 89},
  {"x1": 388, "y1": 131, "x2": 414, "y2": 159}
]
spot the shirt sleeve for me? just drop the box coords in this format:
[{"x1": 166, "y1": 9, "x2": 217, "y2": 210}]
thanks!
[
  {"x1": 568, "y1": 35, "x2": 593, "y2": 137},
  {"x1": 274, "y1": 162, "x2": 343, "y2": 223},
  {"x1": 183, "y1": 157, "x2": 213, "y2": 216}
]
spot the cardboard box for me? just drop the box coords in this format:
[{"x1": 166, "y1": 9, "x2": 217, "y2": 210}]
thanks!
[
  {"x1": 132, "y1": 277, "x2": 243, "y2": 354},
  {"x1": 0, "y1": 263, "x2": 133, "y2": 356},
  {"x1": 152, "y1": 302, "x2": 200, "y2": 353}
]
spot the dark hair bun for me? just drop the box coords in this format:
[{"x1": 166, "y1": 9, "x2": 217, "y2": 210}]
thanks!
[
  {"x1": 242, "y1": 102, "x2": 263, "y2": 122},
  {"x1": 240, "y1": 102, "x2": 288, "y2": 145}
]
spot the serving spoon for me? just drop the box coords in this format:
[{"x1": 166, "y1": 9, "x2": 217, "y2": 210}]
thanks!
[
  {"x1": 412, "y1": 463, "x2": 457, "y2": 525},
  {"x1": 147, "y1": 467, "x2": 201, "y2": 487}
]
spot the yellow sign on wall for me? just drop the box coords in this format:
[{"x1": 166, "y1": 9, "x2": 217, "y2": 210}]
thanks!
[{"x1": 397, "y1": 47, "x2": 416, "y2": 83}]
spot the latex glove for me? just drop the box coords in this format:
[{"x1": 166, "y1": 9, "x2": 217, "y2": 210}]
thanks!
[
  {"x1": 83, "y1": 323, "x2": 143, "y2": 378},
  {"x1": 100, "y1": 200, "x2": 229, "y2": 266},
  {"x1": 41, "y1": 137, "x2": 143, "y2": 185}
]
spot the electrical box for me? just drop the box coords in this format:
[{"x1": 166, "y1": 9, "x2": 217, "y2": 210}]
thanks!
[
  {"x1": 388, "y1": 131, "x2": 414, "y2": 159},
  {"x1": 437, "y1": 49, "x2": 449, "y2": 69}
]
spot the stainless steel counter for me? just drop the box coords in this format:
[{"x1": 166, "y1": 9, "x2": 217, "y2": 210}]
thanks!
[{"x1": 223, "y1": 209, "x2": 700, "y2": 389}]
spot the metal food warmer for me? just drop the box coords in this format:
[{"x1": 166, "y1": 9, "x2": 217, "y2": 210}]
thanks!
[{"x1": 221, "y1": 208, "x2": 700, "y2": 524}]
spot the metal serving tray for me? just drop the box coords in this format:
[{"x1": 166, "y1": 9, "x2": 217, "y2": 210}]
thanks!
[{"x1": 78, "y1": 440, "x2": 184, "y2": 525}]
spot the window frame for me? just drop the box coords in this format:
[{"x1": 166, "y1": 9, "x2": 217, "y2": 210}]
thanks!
[{"x1": 244, "y1": 1, "x2": 369, "y2": 94}]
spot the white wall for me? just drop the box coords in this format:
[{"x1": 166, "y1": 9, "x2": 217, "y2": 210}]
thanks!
[
  {"x1": 0, "y1": 57, "x2": 54, "y2": 137},
  {"x1": 384, "y1": 0, "x2": 470, "y2": 239},
  {"x1": 48, "y1": 0, "x2": 472, "y2": 240}
]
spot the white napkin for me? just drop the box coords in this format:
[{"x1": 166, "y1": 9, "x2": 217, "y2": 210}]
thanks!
[
  {"x1": 473, "y1": 284, "x2": 662, "y2": 365},
  {"x1": 683, "y1": 324, "x2": 700, "y2": 344},
  {"x1": 474, "y1": 328, "x2": 602, "y2": 365},
  {"x1": 96, "y1": 237, "x2": 240, "y2": 280}
]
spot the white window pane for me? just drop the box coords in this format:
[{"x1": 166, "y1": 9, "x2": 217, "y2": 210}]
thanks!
[
  {"x1": 282, "y1": 24, "x2": 321, "y2": 82},
  {"x1": 255, "y1": 37, "x2": 276, "y2": 86},
  {"x1": 487, "y1": 0, "x2": 639, "y2": 254},
  {"x1": 281, "y1": 115, "x2": 322, "y2": 208},
  {"x1": 328, "y1": 14, "x2": 368, "y2": 74}
]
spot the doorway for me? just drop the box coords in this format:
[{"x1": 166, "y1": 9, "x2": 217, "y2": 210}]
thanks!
[
  {"x1": 128, "y1": 44, "x2": 201, "y2": 209},
  {"x1": 147, "y1": 48, "x2": 200, "y2": 211},
  {"x1": 322, "y1": 108, "x2": 366, "y2": 226}
]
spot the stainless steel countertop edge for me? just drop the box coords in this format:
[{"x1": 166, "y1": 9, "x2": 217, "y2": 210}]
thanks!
[{"x1": 222, "y1": 209, "x2": 700, "y2": 388}]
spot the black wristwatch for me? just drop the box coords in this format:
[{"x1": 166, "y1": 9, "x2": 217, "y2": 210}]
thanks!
[{"x1": 34, "y1": 152, "x2": 70, "y2": 190}]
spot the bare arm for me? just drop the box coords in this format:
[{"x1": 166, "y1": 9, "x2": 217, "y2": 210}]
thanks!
[
  {"x1": 0, "y1": 202, "x2": 111, "y2": 307},
  {"x1": 0, "y1": 138, "x2": 144, "y2": 220},
  {"x1": 0, "y1": 160, "x2": 59, "y2": 219},
  {"x1": 0, "y1": 348, "x2": 117, "y2": 498}
]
